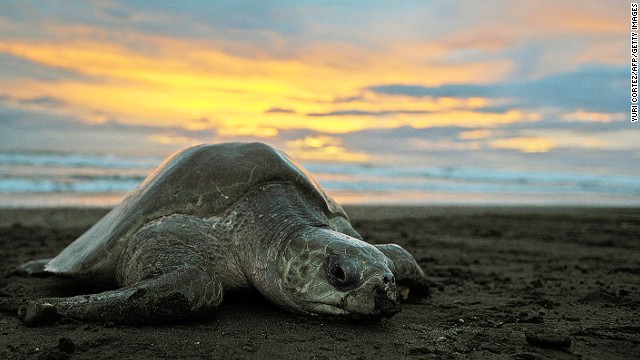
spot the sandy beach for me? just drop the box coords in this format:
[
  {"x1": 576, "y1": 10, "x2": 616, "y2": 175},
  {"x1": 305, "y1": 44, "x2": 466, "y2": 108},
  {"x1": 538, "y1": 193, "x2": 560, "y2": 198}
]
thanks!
[{"x1": 0, "y1": 205, "x2": 638, "y2": 359}]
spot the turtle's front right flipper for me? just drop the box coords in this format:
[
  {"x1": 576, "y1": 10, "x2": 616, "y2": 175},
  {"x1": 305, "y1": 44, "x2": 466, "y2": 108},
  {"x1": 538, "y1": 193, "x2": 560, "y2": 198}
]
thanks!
[
  {"x1": 374, "y1": 244, "x2": 429, "y2": 300},
  {"x1": 19, "y1": 264, "x2": 223, "y2": 325}
]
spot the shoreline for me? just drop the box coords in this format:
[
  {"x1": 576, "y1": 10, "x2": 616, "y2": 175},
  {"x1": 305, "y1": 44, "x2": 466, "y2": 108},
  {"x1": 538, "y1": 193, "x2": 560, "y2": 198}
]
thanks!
[
  {"x1": 1, "y1": 189, "x2": 639, "y2": 211},
  {"x1": 0, "y1": 204, "x2": 638, "y2": 229}
]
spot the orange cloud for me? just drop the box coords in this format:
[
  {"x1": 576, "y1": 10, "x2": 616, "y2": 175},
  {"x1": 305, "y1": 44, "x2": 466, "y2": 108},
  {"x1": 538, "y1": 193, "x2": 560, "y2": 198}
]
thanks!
[
  {"x1": 458, "y1": 129, "x2": 493, "y2": 140},
  {"x1": 529, "y1": 4, "x2": 621, "y2": 36},
  {"x1": 490, "y1": 137, "x2": 557, "y2": 153},
  {"x1": 148, "y1": 134, "x2": 201, "y2": 146},
  {"x1": 561, "y1": 110, "x2": 625, "y2": 123},
  {"x1": 521, "y1": 130, "x2": 638, "y2": 151},
  {"x1": 286, "y1": 136, "x2": 370, "y2": 162},
  {"x1": 0, "y1": 34, "x2": 525, "y2": 139}
]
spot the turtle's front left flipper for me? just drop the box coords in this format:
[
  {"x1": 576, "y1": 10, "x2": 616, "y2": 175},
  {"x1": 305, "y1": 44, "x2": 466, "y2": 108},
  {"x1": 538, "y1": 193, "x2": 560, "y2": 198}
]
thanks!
[
  {"x1": 374, "y1": 244, "x2": 429, "y2": 300},
  {"x1": 19, "y1": 264, "x2": 223, "y2": 325},
  {"x1": 19, "y1": 215, "x2": 224, "y2": 325}
]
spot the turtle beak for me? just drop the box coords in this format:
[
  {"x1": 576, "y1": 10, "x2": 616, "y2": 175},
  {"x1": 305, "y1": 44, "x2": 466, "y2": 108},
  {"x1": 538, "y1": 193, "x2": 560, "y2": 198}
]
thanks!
[
  {"x1": 341, "y1": 271, "x2": 401, "y2": 318},
  {"x1": 373, "y1": 273, "x2": 402, "y2": 317}
]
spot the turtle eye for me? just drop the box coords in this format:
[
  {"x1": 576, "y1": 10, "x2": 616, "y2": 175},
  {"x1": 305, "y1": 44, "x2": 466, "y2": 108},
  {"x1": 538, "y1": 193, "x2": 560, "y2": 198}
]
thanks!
[{"x1": 327, "y1": 255, "x2": 361, "y2": 291}]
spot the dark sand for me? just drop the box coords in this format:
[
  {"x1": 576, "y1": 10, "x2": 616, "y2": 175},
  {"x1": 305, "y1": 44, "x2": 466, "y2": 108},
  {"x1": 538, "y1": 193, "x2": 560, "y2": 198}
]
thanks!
[{"x1": 0, "y1": 206, "x2": 638, "y2": 359}]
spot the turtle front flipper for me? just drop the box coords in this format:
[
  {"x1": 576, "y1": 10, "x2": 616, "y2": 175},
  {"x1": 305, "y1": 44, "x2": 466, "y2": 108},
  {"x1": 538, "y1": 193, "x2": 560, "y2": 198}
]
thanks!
[
  {"x1": 374, "y1": 244, "x2": 429, "y2": 300},
  {"x1": 20, "y1": 215, "x2": 224, "y2": 325}
]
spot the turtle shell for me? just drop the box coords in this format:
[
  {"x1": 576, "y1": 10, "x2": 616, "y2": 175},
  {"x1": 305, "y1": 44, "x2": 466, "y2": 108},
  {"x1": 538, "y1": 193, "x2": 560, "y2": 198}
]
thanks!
[{"x1": 46, "y1": 142, "x2": 349, "y2": 280}]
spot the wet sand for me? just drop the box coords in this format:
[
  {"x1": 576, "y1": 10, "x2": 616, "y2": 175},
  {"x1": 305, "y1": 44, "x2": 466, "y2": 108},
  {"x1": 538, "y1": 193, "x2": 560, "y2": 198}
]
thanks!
[{"x1": 0, "y1": 206, "x2": 639, "y2": 359}]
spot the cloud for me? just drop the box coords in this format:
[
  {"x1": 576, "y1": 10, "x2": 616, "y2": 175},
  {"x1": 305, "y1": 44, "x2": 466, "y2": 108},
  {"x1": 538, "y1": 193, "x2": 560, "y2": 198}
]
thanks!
[
  {"x1": 493, "y1": 114, "x2": 630, "y2": 133},
  {"x1": 295, "y1": 125, "x2": 639, "y2": 178},
  {"x1": 522, "y1": 66, "x2": 626, "y2": 113},
  {"x1": 368, "y1": 84, "x2": 496, "y2": 98},
  {"x1": 284, "y1": 135, "x2": 370, "y2": 162},
  {"x1": 264, "y1": 107, "x2": 297, "y2": 114},
  {"x1": 100, "y1": 5, "x2": 132, "y2": 20},
  {"x1": 332, "y1": 95, "x2": 364, "y2": 103},
  {"x1": 17, "y1": 96, "x2": 66, "y2": 107},
  {"x1": 307, "y1": 109, "x2": 432, "y2": 117},
  {"x1": 320, "y1": 126, "x2": 478, "y2": 159},
  {"x1": 341, "y1": 125, "x2": 467, "y2": 140},
  {"x1": 0, "y1": 53, "x2": 91, "y2": 82},
  {"x1": 368, "y1": 65, "x2": 626, "y2": 114},
  {"x1": 0, "y1": 103, "x2": 218, "y2": 156}
]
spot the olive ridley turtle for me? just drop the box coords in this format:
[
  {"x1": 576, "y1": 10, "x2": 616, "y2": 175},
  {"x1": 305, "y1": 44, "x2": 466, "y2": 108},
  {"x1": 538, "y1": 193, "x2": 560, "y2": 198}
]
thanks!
[{"x1": 17, "y1": 142, "x2": 428, "y2": 325}]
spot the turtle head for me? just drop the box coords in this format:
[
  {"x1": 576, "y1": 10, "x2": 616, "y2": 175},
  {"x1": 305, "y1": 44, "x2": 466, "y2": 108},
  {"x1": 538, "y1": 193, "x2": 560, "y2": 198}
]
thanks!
[{"x1": 268, "y1": 226, "x2": 401, "y2": 319}]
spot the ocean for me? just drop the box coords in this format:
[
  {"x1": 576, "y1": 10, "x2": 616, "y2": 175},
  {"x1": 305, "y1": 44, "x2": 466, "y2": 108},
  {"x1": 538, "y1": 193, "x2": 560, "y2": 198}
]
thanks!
[{"x1": 1, "y1": 150, "x2": 639, "y2": 207}]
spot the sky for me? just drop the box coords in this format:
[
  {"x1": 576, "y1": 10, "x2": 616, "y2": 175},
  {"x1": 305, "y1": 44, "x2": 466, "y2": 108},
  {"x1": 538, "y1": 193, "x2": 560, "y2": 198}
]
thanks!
[{"x1": 0, "y1": 1, "x2": 636, "y2": 179}]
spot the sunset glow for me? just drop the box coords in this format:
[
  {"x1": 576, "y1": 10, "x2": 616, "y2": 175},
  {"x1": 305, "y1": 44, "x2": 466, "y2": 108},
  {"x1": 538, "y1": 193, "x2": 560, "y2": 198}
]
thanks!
[
  {"x1": 0, "y1": 1, "x2": 637, "y2": 205},
  {"x1": 0, "y1": 36, "x2": 519, "y2": 140}
]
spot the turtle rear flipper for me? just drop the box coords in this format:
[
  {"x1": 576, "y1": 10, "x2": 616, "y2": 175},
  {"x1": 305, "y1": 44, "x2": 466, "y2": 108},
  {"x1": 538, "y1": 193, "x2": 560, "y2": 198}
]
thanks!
[{"x1": 15, "y1": 258, "x2": 52, "y2": 276}]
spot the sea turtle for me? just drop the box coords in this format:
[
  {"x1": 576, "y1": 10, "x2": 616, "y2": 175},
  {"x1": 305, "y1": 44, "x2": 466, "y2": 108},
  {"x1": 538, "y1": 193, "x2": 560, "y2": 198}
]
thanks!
[{"x1": 17, "y1": 142, "x2": 428, "y2": 325}]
